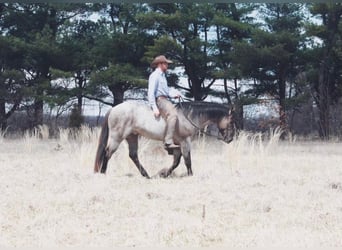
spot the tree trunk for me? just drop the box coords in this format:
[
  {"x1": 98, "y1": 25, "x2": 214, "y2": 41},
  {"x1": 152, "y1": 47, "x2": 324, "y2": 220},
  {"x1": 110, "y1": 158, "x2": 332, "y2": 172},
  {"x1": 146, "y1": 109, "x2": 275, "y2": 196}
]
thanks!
[
  {"x1": 191, "y1": 78, "x2": 203, "y2": 101},
  {"x1": 234, "y1": 101, "x2": 244, "y2": 130},
  {"x1": 315, "y1": 5, "x2": 342, "y2": 140},
  {"x1": 226, "y1": 78, "x2": 244, "y2": 130},
  {"x1": 0, "y1": 88, "x2": 22, "y2": 131},
  {"x1": 223, "y1": 78, "x2": 232, "y2": 105},
  {"x1": 113, "y1": 90, "x2": 124, "y2": 106},
  {"x1": 184, "y1": 58, "x2": 204, "y2": 101},
  {"x1": 318, "y1": 62, "x2": 330, "y2": 139},
  {"x1": 278, "y1": 71, "x2": 288, "y2": 139},
  {"x1": 0, "y1": 80, "x2": 7, "y2": 130},
  {"x1": 109, "y1": 84, "x2": 126, "y2": 106},
  {"x1": 75, "y1": 73, "x2": 85, "y2": 114},
  {"x1": 33, "y1": 76, "x2": 48, "y2": 128},
  {"x1": 0, "y1": 100, "x2": 7, "y2": 131},
  {"x1": 33, "y1": 96, "x2": 44, "y2": 128}
]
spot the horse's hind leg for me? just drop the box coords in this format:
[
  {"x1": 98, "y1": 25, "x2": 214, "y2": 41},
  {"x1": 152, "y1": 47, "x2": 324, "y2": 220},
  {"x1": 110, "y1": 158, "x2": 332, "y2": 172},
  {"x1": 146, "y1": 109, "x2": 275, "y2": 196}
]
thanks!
[
  {"x1": 101, "y1": 133, "x2": 122, "y2": 173},
  {"x1": 126, "y1": 134, "x2": 150, "y2": 178},
  {"x1": 100, "y1": 153, "x2": 109, "y2": 173}
]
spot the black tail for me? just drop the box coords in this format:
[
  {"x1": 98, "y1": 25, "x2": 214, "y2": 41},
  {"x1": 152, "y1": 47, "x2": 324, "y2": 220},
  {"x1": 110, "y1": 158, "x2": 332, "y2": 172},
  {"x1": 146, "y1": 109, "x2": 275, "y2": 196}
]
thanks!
[{"x1": 94, "y1": 111, "x2": 110, "y2": 173}]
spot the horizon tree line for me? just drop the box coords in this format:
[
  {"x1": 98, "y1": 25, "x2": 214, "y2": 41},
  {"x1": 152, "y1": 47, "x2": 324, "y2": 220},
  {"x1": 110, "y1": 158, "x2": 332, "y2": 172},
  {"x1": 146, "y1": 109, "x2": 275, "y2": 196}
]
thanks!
[{"x1": 1, "y1": 3, "x2": 342, "y2": 139}]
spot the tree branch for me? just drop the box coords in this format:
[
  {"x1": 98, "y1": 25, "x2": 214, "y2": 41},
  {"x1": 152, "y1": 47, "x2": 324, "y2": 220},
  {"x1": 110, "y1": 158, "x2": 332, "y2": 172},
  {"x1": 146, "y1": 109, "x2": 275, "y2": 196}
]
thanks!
[
  {"x1": 83, "y1": 95, "x2": 114, "y2": 106},
  {"x1": 173, "y1": 83, "x2": 190, "y2": 92}
]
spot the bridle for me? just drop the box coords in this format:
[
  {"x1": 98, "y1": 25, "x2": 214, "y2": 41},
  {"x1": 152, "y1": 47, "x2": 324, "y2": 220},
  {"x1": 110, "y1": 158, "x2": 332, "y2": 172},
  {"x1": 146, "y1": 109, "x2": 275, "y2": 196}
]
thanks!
[{"x1": 176, "y1": 97, "x2": 231, "y2": 142}]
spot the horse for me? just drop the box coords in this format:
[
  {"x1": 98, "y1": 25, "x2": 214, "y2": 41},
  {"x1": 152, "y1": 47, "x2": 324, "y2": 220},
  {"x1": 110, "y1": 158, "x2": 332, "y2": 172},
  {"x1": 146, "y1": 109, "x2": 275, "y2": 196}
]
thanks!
[{"x1": 93, "y1": 101, "x2": 236, "y2": 178}]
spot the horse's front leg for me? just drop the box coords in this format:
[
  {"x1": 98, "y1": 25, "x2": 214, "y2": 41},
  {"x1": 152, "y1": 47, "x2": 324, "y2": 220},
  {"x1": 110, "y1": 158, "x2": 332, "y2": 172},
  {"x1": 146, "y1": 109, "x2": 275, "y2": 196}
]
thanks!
[
  {"x1": 182, "y1": 138, "x2": 193, "y2": 176},
  {"x1": 126, "y1": 134, "x2": 150, "y2": 178},
  {"x1": 183, "y1": 150, "x2": 192, "y2": 176},
  {"x1": 159, "y1": 148, "x2": 182, "y2": 178},
  {"x1": 159, "y1": 138, "x2": 193, "y2": 178}
]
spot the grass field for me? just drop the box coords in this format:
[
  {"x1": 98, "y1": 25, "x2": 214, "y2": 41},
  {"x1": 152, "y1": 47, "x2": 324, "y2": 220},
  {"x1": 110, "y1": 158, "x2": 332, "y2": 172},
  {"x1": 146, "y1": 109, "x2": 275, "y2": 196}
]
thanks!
[{"x1": 1, "y1": 126, "x2": 342, "y2": 247}]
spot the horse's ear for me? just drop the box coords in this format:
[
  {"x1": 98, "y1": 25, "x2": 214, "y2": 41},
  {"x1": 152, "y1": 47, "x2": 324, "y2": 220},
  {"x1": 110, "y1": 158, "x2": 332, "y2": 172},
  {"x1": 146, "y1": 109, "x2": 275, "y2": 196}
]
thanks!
[{"x1": 228, "y1": 105, "x2": 235, "y2": 115}]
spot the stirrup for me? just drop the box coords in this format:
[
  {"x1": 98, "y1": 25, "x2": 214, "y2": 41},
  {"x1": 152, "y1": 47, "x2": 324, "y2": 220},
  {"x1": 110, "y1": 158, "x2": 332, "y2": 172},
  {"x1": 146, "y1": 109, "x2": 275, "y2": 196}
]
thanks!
[{"x1": 164, "y1": 143, "x2": 180, "y2": 149}]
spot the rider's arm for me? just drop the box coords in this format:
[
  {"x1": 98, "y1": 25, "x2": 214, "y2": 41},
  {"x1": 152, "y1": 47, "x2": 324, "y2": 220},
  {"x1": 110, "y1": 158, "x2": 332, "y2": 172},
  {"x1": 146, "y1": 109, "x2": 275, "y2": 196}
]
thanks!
[{"x1": 148, "y1": 72, "x2": 159, "y2": 113}]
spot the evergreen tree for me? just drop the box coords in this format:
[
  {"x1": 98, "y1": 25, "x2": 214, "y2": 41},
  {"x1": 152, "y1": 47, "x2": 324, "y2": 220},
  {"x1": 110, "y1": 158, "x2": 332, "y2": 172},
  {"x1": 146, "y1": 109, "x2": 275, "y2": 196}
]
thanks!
[
  {"x1": 140, "y1": 3, "x2": 217, "y2": 100},
  {"x1": 306, "y1": 3, "x2": 342, "y2": 139},
  {"x1": 89, "y1": 3, "x2": 152, "y2": 106},
  {"x1": 1, "y1": 3, "x2": 88, "y2": 128},
  {"x1": 0, "y1": 35, "x2": 26, "y2": 131},
  {"x1": 212, "y1": 3, "x2": 256, "y2": 129},
  {"x1": 232, "y1": 3, "x2": 305, "y2": 135}
]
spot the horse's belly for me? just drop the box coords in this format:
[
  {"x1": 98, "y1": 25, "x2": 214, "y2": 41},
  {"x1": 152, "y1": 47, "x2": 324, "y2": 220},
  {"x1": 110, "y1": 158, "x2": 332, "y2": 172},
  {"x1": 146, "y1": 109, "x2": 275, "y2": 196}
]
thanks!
[{"x1": 134, "y1": 111, "x2": 166, "y2": 141}]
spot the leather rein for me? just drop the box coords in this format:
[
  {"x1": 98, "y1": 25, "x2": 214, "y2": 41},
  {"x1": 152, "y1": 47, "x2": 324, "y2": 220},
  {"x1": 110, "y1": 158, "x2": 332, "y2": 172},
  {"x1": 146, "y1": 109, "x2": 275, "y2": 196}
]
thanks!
[{"x1": 175, "y1": 97, "x2": 227, "y2": 141}]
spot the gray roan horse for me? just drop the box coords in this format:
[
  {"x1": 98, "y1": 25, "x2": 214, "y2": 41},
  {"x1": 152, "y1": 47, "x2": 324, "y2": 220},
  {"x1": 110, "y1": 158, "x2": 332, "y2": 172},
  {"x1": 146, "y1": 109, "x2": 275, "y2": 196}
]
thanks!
[{"x1": 94, "y1": 101, "x2": 235, "y2": 178}]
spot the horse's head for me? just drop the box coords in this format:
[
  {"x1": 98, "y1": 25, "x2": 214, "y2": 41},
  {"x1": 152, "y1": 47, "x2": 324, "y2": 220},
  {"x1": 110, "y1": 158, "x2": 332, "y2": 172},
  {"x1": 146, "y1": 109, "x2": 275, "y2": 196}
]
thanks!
[{"x1": 218, "y1": 107, "x2": 236, "y2": 143}]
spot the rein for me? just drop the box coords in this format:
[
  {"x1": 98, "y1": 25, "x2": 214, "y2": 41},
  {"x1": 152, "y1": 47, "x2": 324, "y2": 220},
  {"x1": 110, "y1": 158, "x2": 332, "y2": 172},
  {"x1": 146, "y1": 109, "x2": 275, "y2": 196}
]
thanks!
[{"x1": 176, "y1": 97, "x2": 225, "y2": 141}]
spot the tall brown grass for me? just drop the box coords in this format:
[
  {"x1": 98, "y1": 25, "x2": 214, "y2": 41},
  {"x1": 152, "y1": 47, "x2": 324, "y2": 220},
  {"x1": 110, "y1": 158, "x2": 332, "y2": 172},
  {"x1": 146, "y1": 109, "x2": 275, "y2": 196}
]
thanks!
[{"x1": 0, "y1": 126, "x2": 342, "y2": 247}]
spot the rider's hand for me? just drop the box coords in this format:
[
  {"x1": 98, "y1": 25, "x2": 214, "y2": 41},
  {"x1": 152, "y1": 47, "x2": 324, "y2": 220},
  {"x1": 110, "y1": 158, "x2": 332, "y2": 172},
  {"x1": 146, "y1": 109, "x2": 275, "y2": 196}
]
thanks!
[
  {"x1": 154, "y1": 109, "x2": 160, "y2": 118},
  {"x1": 170, "y1": 89, "x2": 182, "y2": 99}
]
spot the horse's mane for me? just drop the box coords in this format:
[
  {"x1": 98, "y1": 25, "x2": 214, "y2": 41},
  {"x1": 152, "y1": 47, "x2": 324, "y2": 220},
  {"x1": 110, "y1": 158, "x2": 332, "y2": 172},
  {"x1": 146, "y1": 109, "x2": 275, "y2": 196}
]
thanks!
[{"x1": 176, "y1": 101, "x2": 230, "y2": 120}]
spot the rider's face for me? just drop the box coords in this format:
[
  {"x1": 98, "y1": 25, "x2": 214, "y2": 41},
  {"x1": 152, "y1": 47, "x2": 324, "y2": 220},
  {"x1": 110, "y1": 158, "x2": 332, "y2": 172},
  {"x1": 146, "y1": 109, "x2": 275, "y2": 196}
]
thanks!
[{"x1": 160, "y1": 62, "x2": 169, "y2": 72}]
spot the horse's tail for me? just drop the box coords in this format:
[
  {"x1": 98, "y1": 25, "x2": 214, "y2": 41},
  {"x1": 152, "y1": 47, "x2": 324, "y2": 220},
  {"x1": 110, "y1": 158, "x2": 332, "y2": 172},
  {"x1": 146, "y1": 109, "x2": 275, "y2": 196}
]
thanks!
[{"x1": 94, "y1": 110, "x2": 110, "y2": 173}]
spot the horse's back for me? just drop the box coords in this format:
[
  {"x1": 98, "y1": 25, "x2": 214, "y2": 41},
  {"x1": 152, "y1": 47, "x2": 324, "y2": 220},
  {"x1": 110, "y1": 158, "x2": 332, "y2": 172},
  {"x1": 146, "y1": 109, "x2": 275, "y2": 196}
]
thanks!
[{"x1": 108, "y1": 102, "x2": 166, "y2": 140}]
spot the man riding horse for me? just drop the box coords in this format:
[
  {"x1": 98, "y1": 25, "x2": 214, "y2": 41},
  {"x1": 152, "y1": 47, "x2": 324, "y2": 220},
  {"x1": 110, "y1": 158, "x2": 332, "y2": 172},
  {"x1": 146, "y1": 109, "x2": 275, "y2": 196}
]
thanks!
[
  {"x1": 93, "y1": 55, "x2": 236, "y2": 178},
  {"x1": 148, "y1": 55, "x2": 181, "y2": 150}
]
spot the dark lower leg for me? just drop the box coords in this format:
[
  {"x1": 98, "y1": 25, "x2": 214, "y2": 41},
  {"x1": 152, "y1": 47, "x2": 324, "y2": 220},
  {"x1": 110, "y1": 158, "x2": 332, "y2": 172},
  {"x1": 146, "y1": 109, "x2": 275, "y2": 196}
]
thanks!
[
  {"x1": 160, "y1": 149, "x2": 182, "y2": 178},
  {"x1": 130, "y1": 154, "x2": 150, "y2": 178},
  {"x1": 100, "y1": 152, "x2": 108, "y2": 174},
  {"x1": 184, "y1": 152, "x2": 193, "y2": 176},
  {"x1": 126, "y1": 135, "x2": 150, "y2": 178}
]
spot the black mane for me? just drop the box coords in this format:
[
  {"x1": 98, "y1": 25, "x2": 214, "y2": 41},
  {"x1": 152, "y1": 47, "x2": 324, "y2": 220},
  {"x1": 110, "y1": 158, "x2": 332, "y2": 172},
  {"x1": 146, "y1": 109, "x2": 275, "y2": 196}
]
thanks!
[{"x1": 176, "y1": 101, "x2": 230, "y2": 120}]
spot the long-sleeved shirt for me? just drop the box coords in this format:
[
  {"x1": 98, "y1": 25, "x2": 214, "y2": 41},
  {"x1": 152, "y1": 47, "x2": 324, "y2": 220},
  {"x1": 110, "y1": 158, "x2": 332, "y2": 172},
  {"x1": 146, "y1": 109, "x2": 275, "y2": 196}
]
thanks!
[{"x1": 148, "y1": 68, "x2": 170, "y2": 112}]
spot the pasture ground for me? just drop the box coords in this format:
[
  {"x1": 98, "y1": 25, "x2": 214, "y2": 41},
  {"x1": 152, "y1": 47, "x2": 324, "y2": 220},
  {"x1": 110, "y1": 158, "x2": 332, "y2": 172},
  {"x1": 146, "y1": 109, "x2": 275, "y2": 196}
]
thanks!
[{"x1": 1, "y1": 127, "x2": 342, "y2": 247}]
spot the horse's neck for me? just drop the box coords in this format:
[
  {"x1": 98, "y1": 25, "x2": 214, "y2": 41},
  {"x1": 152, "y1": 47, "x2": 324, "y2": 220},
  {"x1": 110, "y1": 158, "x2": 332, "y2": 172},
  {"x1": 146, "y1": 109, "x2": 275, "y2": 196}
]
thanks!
[{"x1": 185, "y1": 111, "x2": 218, "y2": 130}]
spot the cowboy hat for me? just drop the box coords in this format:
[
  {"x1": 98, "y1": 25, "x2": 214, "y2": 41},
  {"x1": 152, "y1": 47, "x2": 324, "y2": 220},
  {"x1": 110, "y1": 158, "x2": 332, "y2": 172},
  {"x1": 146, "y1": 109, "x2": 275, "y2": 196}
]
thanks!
[{"x1": 151, "y1": 55, "x2": 173, "y2": 68}]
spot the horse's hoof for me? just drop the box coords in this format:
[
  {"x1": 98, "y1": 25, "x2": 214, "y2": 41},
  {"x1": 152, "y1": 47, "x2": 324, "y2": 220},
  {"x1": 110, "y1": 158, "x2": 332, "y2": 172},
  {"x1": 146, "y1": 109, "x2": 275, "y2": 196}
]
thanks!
[{"x1": 158, "y1": 168, "x2": 170, "y2": 178}]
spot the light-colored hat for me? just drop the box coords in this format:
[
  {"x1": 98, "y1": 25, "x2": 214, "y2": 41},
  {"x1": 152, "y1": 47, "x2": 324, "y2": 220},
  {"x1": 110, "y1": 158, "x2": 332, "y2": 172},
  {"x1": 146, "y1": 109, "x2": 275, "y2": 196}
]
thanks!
[{"x1": 151, "y1": 55, "x2": 173, "y2": 68}]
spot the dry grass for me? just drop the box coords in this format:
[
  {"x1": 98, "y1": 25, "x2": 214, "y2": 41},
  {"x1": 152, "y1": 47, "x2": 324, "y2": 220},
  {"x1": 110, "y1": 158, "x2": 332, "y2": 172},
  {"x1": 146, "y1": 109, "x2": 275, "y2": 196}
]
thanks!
[{"x1": 1, "y1": 127, "x2": 342, "y2": 247}]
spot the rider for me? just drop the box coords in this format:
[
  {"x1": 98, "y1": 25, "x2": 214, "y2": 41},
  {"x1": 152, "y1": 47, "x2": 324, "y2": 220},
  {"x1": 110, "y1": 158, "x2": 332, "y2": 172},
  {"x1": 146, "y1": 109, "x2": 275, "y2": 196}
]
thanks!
[{"x1": 148, "y1": 55, "x2": 181, "y2": 150}]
